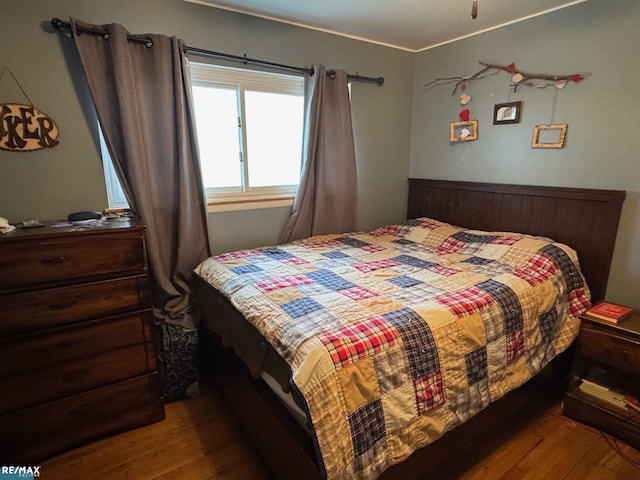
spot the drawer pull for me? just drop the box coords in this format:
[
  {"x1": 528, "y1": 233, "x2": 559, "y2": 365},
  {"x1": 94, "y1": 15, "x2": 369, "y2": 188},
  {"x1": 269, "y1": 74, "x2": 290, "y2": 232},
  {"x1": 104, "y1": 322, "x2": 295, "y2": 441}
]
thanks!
[
  {"x1": 41, "y1": 256, "x2": 69, "y2": 264},
  {"x1": 49, "y1": 299, "x2": 78, "y2": 310}
]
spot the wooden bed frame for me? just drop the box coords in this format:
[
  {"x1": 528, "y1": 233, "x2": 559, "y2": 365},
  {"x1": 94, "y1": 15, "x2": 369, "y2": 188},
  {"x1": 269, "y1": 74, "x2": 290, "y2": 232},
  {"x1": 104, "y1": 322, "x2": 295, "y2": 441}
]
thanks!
[{"x1": 195, "y1": 178, "x2": 625, "y2": 480}]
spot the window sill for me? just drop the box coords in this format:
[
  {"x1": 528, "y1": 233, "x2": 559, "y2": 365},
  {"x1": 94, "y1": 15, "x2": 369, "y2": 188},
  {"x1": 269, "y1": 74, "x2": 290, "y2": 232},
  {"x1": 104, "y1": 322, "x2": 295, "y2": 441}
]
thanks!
[{"x1": 207, "y1": 197, "x2": 294, "y2": 213}]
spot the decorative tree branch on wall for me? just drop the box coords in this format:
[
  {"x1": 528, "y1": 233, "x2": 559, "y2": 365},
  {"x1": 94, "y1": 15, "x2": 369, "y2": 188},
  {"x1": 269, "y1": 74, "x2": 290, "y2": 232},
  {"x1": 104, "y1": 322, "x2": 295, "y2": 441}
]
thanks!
[{"x1": 425, "y1": 61, "x2": 586, "y2": 95}]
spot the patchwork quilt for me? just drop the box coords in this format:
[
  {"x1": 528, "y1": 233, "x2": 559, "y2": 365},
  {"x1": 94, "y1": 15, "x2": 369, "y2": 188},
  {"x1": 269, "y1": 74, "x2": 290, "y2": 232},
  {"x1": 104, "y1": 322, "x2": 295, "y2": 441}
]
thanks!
[{"x1": 196, "y1": 218, "x2": 590, "y2": 480}]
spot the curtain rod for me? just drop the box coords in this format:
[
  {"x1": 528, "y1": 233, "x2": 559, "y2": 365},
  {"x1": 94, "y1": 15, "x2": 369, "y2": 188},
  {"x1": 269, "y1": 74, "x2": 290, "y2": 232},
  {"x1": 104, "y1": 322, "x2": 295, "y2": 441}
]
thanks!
[{"x1": 50, "y1": 18, "x2": 384, "y2": 86}]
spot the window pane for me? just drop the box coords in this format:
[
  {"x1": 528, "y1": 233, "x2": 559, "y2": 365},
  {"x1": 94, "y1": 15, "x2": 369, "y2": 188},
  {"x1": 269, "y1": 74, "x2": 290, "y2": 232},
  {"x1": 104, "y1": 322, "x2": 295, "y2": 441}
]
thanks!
[
  {"x1": 244, "y1": 91, "x2": 303, "y2": 187},
  {"x1": 98, "y1": 123, "x2": 129, "y2": 209},
  {"x1": 191, "y1": 84, "x2": 242, "y2": 189}
]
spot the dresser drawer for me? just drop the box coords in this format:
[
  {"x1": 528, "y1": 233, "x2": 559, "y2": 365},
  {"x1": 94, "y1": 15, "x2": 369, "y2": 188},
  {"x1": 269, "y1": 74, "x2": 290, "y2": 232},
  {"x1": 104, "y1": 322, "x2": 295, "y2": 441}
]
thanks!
[
  {"x1": 0, "y1": 342, "x2": 157, "y2": 414},
  {"x1": 0, "y1": 311, "x2": 154, "y2": 377},
  {"x1": 0, "y1": 276, "x2": 150, "y2": 336},
  {"x1": 0, "y1": 373, "x2": 164, "y2": 464},
  {"x1": 577, "y1": 324, "x2": 640, "y2": 376},
  {"x1": 0, "y1": 230, "x2": 146, "y2": 290}
]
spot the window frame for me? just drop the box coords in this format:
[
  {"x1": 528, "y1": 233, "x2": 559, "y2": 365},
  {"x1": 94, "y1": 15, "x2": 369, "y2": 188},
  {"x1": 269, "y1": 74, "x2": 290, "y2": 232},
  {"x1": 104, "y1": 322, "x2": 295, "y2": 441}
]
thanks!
[
  {"x1": 100, "y1": 63, "x2": 306, "y2": 213},
  {"x1": 188, "y1": 62, "x2": 305, "y2": 211}
]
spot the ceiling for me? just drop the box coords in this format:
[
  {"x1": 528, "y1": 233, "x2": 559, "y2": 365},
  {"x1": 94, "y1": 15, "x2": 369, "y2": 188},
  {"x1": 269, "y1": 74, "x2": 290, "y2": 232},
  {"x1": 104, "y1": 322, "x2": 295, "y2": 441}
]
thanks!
[{"x1": 185, "y1": 0, "x2": 589, "y2": 52}]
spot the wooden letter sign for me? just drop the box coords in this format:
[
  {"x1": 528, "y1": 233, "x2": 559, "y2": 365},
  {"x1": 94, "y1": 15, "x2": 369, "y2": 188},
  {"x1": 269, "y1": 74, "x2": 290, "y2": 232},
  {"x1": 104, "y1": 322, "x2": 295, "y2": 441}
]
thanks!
[{"x1": 0, "y1": 103, "x2": 60, "y2": 152}]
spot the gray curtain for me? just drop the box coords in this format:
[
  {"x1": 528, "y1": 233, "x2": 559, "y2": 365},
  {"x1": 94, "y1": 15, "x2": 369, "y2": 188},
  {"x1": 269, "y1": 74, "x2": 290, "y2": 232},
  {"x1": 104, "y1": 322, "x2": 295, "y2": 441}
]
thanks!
[
  {"x1": 70, "y1": 19, "x2": 210, "y2": 401},
  {"x1": 279, "y1": 65, "x2": 357, "y2": 243}
]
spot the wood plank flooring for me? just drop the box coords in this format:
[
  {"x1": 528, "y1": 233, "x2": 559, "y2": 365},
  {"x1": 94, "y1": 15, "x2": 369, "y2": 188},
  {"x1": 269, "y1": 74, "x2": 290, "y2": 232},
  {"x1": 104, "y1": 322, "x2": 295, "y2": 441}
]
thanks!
[{"x1": 41, "y1": 381, "x2": 640, "y2": 480}]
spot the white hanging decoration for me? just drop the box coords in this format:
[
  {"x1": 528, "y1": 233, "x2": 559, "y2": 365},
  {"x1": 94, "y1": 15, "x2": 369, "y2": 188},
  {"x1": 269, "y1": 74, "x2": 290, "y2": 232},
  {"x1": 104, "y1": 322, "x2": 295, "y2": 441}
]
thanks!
[
  {"x1": 460, "y1": 93, "x2": 471, "y2": 105},
  {"x1": 555, "y1": 80, "x2": 567, "y2": 89},
  {"x1": 512, "y1": 73, "x2": 524, "y2": 84},
  {"x1": 460, "y1": 128, "x2": 471, "y2": 138}
]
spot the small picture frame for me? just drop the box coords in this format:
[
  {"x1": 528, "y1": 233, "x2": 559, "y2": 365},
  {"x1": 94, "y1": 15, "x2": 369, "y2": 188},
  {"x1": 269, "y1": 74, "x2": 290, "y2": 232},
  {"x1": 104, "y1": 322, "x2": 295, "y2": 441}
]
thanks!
[
  {"x1": 493, "y1": 101, "x2": 522, "y2": 125},
  {"x1": 531, "y1": 124, "x2": 568, "y2": 149},
  {"x1": 450, "y1": 120, "x2": 478, "y2": 142}
]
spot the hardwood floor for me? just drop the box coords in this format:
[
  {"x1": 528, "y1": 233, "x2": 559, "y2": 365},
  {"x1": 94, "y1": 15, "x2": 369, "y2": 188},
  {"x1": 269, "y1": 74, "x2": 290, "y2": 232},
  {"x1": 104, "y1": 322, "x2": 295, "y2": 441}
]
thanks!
[
  {"x1": 430, "y1": 402, "x2": 640, "y2": 479},
  {"x1": 41, "y1": 381, "x2": 640, "y2": 480},
  {"x1": 41, "y1": 381, "x2": 269, "y2": 480}
]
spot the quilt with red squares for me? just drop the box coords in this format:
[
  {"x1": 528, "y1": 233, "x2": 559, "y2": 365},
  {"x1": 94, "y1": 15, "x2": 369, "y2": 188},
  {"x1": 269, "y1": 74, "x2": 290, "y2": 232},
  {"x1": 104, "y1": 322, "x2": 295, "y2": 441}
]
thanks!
[{"x1": 196, "y1": 218, "x2": 590, "y2": 480}]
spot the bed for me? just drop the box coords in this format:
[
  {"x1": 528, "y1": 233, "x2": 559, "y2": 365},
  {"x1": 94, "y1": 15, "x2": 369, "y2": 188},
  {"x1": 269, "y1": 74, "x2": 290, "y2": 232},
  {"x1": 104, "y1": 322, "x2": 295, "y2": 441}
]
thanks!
[{"x1": 194, "y1": 178, "x2": 625, "y2": 480}]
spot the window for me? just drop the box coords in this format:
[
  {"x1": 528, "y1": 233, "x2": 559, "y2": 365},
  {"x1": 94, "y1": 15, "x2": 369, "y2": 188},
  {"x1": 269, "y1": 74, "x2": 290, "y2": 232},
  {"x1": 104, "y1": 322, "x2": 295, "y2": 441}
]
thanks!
[
  {"x1": 100, "y1": 63, "x2": 305, "y2": 212},
  {"x1": 99, "y1": 124, "x2": 129, "y2": 210},
  {"x1": 189, "y1": 63, "x2": 304, "y2": 210}
]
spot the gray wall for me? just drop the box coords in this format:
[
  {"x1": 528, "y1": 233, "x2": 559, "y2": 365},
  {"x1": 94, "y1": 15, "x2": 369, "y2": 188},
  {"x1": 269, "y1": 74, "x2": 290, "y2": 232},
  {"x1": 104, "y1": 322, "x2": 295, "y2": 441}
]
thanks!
[
  {"x1": 410, "y1": 0, "x2": 639, "y2": 308},
  {"x1": 1, "y1": 0, "x2": 637, "y2": 307},
  {"x1": 0, "y1": 0, "x2": 414, "y2": 252}
]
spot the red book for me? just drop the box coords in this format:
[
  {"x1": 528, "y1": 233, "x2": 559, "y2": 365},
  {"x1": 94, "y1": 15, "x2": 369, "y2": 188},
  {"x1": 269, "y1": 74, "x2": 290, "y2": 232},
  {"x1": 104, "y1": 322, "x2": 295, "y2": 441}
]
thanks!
[{"x1": 584, "y1": 301, "x2": 633, "y2": 324}]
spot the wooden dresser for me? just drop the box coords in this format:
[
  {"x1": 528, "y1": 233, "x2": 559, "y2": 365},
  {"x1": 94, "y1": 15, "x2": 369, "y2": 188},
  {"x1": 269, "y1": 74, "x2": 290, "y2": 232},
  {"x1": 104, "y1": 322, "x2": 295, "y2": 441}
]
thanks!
[{"x1": 0, "y1": 219, "x2": 165, "y2": 463}]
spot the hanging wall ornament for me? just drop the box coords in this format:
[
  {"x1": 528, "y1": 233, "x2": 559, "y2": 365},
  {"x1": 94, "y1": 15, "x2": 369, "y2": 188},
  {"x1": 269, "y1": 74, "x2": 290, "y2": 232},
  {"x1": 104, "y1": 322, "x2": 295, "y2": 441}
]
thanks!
[
  {"x1": 494, "y1": 71, "x2": 523, "y2": 125},
  {"x1": 425, "y1": 61, "x2": 587, "y2": 94},
  {"x1": 450, "y1": 81, "x2": 478, "y2": 143},
  {"x1": 532, "y1": 87, "x2": 567, "y2": 149},
  {"x1": 450, "y1": 120, "x2": 478, "y2": 142},
  {"x1": 0, "y1": 66, "x2": 60, "y2": 152}
]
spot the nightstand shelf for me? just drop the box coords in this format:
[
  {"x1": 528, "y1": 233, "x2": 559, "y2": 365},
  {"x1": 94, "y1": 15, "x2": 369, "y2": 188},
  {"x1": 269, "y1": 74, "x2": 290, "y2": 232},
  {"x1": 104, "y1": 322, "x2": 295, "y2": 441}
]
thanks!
[{"x1": 562, "y1": 309, "x2": 640, "y2": 450}]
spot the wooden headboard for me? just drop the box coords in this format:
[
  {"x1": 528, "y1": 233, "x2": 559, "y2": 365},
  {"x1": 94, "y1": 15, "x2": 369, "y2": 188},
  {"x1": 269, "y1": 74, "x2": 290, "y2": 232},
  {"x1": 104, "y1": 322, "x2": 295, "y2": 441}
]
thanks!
[{"x1": 407, "y1": 178, "x2": 625, "y2": 303}]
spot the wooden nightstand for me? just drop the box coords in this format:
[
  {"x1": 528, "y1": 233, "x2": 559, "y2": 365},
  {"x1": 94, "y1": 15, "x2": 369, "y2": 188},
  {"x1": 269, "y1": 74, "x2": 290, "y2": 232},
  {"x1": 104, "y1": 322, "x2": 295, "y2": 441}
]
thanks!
[{"x1": 562, "y1": 309, "x2": 640, "y2": 449}]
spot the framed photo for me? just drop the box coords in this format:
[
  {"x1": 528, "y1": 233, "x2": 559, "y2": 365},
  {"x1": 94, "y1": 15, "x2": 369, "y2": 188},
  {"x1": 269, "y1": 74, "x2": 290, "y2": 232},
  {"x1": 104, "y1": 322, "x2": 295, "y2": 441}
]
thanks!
[
  {"x1": 493, "y1": 101, "x2": 522, "y2": 125},
  {"x1": 449, "y1": 120, "x2": 478, "y2": 142},
  {"x1": 531, "y1": 124, "x2": 568, "y2": 149}
]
